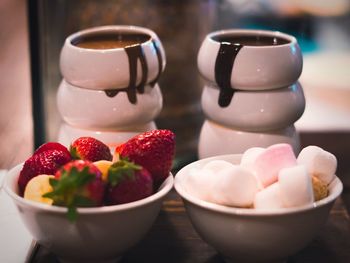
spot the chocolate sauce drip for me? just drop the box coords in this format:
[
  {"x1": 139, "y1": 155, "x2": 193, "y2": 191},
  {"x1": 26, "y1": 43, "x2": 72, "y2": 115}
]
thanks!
[
  {"x1": 105, "y1": 90, "x2": 119, "y2": 97},
  {"x1": 103, "y1": 39, "x2": 163, "y2": 104},
  {"x1": 126, "y1": 88, "x2": 137, "y2": 104},
  {"x1": 104, "y1": 88, "x2": 137, "y2": 104},
  {"x1": 215, "y1": 43, "x2": 243, "y2": 107},
  {"x1": 103, "y1": 44, "x2": 147, "y2": 104},
  {"x1": 125, "y1": 43, "x2": 148, "y2": 96},
  {"x1": 150, "y1": 40, "x2": 163, "y2": 87}
]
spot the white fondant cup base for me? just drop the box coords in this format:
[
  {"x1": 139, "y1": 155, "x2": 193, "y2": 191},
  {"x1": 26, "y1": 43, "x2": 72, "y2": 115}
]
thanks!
[
  {"x1": 201, "y1": 82, "x2": 305, "y2": 132},
  {"x1": 198, "y1": 120, "x2": 300, "y2": 159},
  {"x1": 197, "y1": 29, "x2": 302, "y2": 90},
  {"x1": 57, "y1": 80, "x2": 163, "y2": 130},
  {"x1": 58, "y1": 122, "x2": 156, "y2": 150}
]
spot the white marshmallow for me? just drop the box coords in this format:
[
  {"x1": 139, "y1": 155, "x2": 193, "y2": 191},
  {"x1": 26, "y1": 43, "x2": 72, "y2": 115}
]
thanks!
[
  {"x1": 240, "y1": 147, "x2": 265, "y2": 168},
  {"x1": 202, "y1": 160, "x2": 235, "y2": 173},
  {"x1": 297, "y1": 146, "x2": 337, "y2": 184},
  {"x1": 212, "y1": 166, "x2": 258, "y2": 207},
  {"x1": 185, "y1": 168, "x2": 215, "y2": 202},
  {"x1": 252, "y1": 143, "x2": 297, "y2": 188},
  {"x1": 254, "y1": 183, "x2": 284, "y2": 210},
  {"x1": 278, "y1": 165, "x2": 314, "y2": 208},
  {"x1": 241, "y1": 147, "x2": 266, "y2": 190}
]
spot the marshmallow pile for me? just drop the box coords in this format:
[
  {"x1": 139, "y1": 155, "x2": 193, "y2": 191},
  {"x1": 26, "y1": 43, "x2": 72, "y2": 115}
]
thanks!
[{"x1": 185, "y1": 144, "x2": 337, "y2": 210}]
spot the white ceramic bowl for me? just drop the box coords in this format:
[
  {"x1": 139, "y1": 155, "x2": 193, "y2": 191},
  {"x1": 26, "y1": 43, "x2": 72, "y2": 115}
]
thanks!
[
  {"x1": 57, "y1": 122, "x2": 156, "y2": 150},
  {"x1": 60, "y1": 25, "x2": 166, "y2": 90},
  {"x1": 198, "y1": 29, "x2": 302, "y2": 90},
  {"x1": 175, "y1": 154, "x2": 342, "y2": 263},
  {"x1": 201, "y1": 82, "x2": 305, "y2": 131},
  {"x1": 198, "y1": 120, "x2": 300, "y2": 159},
  {"x1": 4, "y1": 164, "x2": 173, "y2": 263},
  {"x1": 57, "y1": 80, "x2": 163, "y2": 129}
]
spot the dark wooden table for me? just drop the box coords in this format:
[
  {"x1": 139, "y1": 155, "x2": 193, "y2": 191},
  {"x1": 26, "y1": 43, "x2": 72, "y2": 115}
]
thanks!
[{"x1": 30, "y1": 132, "x2": 350, "y2": 263}]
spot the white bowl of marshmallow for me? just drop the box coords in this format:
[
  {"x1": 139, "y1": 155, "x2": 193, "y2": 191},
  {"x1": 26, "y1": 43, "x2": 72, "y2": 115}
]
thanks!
[{"x1": 174, "y1": 143, "x2": 342, "y2": 263}]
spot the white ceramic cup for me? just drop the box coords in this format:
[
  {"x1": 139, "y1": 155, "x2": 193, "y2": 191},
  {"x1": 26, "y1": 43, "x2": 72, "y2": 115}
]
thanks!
[
  {"x1": 198, "y1": 29, "x2": 302, "y2": 91},
  {"x1": 58, "y1": 122, "x2": 156, "y2": 150},
  {"x1": 60, "y1": 25, "x2": 166, "y2": 91},
  {"x1": 201, "y1": 82, "x2": 305, "y2": 131},
  {"x1": 198, "y1": 120, "x2": 300, "y2": 159},
  {"x1": 57, "y1": 80, "x2": 163, "y2": 130}
]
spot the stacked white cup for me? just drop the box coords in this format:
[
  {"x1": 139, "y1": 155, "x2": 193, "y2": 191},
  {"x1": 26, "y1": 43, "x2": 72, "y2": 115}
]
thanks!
[
  {"x1": 56, "y1": 25, "x2": 166, "y2": 149},
  {"x1": 197, "y1": 29, "x2": 305, "y2": 158}
]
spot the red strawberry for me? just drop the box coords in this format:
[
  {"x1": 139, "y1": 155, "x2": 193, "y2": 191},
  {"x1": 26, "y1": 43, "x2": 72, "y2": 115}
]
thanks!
[
  {"x1": 70, "y1": 137, "x2": 112, "y2": 162},
  {"x1": 34, "y1": 142, "x2": 70, "y2": 156},
  {"x1": 18, "y1": 149, "x2": 71, "y2": 195},
  {"x1": 106, "y1": 159, "x2": 153, "y2": 205},
  {"x1": 115, "y1": 129, "x2": 175, "y2": 185},
  {"x1": 44, "y1": 160, "x2": 106, "y2": 221}
]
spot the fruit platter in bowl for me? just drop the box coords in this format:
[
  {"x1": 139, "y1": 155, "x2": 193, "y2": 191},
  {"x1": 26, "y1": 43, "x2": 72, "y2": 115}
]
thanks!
[{"x1": 4, "y1": 129, "x2": 175, "y2": 263}]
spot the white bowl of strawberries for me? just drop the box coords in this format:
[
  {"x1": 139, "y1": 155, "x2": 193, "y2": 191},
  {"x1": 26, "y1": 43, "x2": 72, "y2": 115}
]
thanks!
[{"x1": 4, "y1": 130, "x2": 175, "y2": 263}]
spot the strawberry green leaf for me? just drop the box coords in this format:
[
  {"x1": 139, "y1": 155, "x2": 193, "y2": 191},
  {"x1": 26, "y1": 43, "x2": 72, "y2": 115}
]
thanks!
[
  {"x1": 108, "y1": 159, "x2": 141, "y2": 187},
  {"x1": 73, "y1": 195, "x2": 95, "y2": 207},
  {"x1": 42, "y1": 166, "x2": 96, "y2": 222},
  {"x1": 49, "y1": 178, "x2": 59, "y2": 187}
]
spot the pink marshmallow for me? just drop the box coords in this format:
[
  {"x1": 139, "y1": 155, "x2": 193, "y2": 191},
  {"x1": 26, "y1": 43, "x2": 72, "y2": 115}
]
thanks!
[{"x1": 252, "y1": 143, "x2": 297, "y2": 187}]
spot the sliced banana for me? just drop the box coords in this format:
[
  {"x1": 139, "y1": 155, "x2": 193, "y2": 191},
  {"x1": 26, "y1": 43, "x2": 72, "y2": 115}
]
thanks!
[
  {"x1": 24, "y1": 174, "x2": 54, "y2": 205},
  {"x1": 93, "y1": 160, "x2": 113, "y2": 181}
]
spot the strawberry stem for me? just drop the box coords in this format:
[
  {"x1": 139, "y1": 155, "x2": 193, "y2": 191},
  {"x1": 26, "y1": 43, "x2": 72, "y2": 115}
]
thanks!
[
  {"x1": 69, "y1": 146, "x2": 81, "y2": 160},
  {"x1": 67, "y1": 206, "x2": 77, "y2": 222}
]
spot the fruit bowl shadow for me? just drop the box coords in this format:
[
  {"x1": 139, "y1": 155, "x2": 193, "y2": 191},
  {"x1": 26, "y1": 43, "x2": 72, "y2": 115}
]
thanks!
[
  {"x1": 4, "y1": 163, "x2": 174, "y2": 263},
  {"x1": 174, "y1": 154, "x2": 343, "y2": 263}
]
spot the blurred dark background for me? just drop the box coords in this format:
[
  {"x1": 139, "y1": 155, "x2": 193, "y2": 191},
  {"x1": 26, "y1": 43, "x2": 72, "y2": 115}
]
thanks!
[{"x1": 1, "y1": 0, "x2": 350, "y2": 169}]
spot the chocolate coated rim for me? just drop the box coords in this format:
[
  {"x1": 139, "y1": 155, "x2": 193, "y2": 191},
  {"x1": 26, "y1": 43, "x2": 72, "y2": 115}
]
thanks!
[
  {"x1": 207, "y1": 29, "x2": 297, "y2": 48},
  {"x1": 4, "y1": 163, "x2": 174, "y2": 214},
  {"x1": 174, "y1": 154, "x2": 342, "y2": 217},
  {"x1": 66, "y1": 25, "x2": 158, "y2": 52}
]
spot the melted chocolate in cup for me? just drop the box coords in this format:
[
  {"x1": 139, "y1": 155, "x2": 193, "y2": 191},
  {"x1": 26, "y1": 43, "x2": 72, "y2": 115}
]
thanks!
[
  {"x1": 211, "y1": 34, "x2": 290, "y2": 107},
  {"x1": 72, "y1": 32, "x2": 151, "y2": 49},
  {"x1": 71, "y1": 32, "x2": 163, "y2": 104}
]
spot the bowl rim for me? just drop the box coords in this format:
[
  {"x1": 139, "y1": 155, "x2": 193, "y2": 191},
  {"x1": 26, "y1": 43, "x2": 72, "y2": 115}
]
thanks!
[
  {"x1": 205, "y1": 28, "x2": 298, "y2": 49},
  {"x1": 66, "y1": 25, "x2": 159, "y2": 53},
  {"x1": 4, "y1": 163, "x2": 174, "y2": 214},
  {"x1": 175, "y1": 154, "x2": 343, "y2": 216}
]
